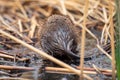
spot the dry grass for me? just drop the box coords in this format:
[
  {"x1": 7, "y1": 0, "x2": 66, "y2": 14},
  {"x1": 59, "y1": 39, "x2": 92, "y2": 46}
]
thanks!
[{"x1": 0, "y1": 0, "x2": 115, "y2": 80}]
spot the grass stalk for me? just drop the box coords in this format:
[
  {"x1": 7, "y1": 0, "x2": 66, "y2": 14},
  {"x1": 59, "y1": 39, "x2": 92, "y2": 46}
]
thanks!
[{"x1": 115, "y1": 0, "x2": 120, "y2": 79}]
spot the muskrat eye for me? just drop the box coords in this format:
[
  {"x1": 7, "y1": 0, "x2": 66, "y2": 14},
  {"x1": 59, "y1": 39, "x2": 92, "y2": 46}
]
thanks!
[
  {"x1": 64, "y1": 18, "x2": 67, "y2": 20},
  {"x1": 61, "y1": 23, "x2": 64, "y2": 26},
  {"x1": 49, "y1": 21, "x2": 54, "y2": 24},
  {"x1": 56, "y1": 19, "x2": 58, "y2": 21}
]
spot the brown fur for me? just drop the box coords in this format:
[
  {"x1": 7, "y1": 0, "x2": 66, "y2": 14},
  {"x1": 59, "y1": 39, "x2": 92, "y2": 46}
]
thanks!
[{"x1": 39, "y1": 15, "x2": 80, "y2": 60}]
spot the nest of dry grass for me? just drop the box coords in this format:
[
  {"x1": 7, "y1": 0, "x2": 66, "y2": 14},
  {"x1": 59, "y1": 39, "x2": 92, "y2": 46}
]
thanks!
[{"x1": 0, "y1": 0, "x2": 116, "y2": 80}]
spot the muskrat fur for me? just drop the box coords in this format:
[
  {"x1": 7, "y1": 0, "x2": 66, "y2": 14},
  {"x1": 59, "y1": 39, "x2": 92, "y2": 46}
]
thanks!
[{"x1": 40, "y1": 15, "x2": 80, "y2": 61}]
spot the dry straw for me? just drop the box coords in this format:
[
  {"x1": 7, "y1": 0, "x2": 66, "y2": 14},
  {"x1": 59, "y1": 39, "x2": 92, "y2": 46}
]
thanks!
[{"x1": 0, "y1": 0, "x2": 115, "y2": 79}]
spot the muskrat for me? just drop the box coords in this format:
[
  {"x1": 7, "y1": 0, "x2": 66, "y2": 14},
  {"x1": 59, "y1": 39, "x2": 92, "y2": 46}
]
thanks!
[{"x1": 39, "y1": 15, "x2": 80, "y2": 62}]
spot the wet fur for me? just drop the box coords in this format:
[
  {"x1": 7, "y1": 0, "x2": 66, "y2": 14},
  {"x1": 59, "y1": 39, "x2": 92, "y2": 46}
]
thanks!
[{"x1": 40, "y1": 15, "x2": 80, "y2": 61}]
